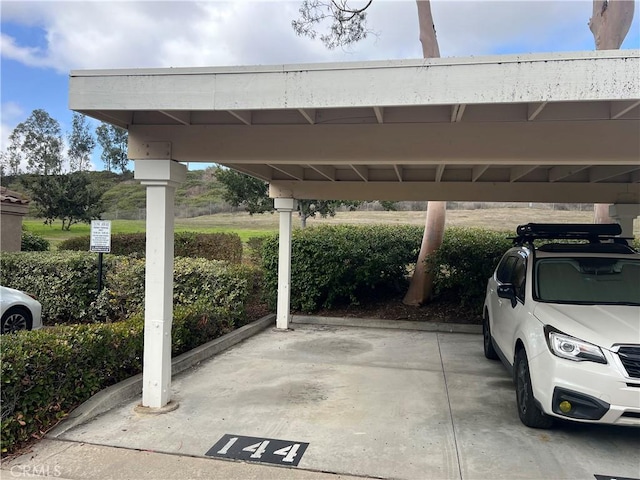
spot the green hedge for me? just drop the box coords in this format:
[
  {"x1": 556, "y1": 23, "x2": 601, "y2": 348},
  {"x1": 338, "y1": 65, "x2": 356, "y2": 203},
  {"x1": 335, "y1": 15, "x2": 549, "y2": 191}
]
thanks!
[
  {"x1": 0, "y1": 252, "x2": 255, "y2": 325},
  {"x1": 427, "y1": 227, "x2": 512, "y2": 310},
  {"x1": 21, "y1": 231, "x2": 50, "y2": 251},
  {"x1": 1, "y1": 302, "x2": 242, "y2": 455},
  {"x1": 0, "y1": 252, "x2": 112, "y2": 324},
  {"x1": 94, "y1": 256, "x2": 254, "y2": 324},
  {"x1": 262, "y1": 225, "x2": 423, "y2": 312},
  {"x1": 58, "y1": 231, "x2": 243, "y2": 263}
]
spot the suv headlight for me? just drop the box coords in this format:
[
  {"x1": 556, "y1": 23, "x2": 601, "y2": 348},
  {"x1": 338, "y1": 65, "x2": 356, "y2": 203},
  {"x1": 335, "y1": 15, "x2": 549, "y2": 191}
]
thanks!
[{"x1": 544, "y1": 327, "x2": 607, "y2": 364}]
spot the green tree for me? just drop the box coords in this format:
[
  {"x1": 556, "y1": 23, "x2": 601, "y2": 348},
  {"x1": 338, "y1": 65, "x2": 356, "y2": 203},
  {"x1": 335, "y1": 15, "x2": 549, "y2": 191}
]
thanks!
[
  {"x1": 7, "y1": 109, "x2": 63, "y2": 175},
  {"x1": 23, "y1": 173, "x2": 104, "y2": 230},
  {"x1": 96, "y1": 123, "x2": 129, "y2": 173},
  {"x1": 0, "y1": 151, "x2": 21, "y2": 176},
  {"x1": 215, "y1": 167, "x2": 274, "y2": 215},
  {"x1": 68, "y1": 113, "x2": 96, "y2": 172},
  {"x1": 215, "y1": 167, "x2": 358, "y2": 227}
]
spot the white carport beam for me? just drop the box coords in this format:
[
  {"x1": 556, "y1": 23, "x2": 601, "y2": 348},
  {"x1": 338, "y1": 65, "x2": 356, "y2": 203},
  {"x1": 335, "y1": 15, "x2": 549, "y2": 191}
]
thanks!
[
  {"x1": 527, "y1": 102, "x2": 547, "y2": 121},
  {"x1": 451, "y1": 104, "x2": 466, "y2": 122},
  {"x1": 472, "y1": 165, "x2": 490, "y2": 182},
  {"x1": 298, "y1": 109, "x2": 316, "y2": 124},
  {"x1": 134, "y1": 159, "x2": 186, "y2": 409},
  {"x1": 394, "y1": 165, "x2": 403, "y2": 182},
  {"x1": 309, "y1": 165, "x2": 336, "y2": 181},
  {"x1": 159, "y1": 110, "x2": 191, "y2": 125},
  {"x1": 548, "y1": 165, "x2": 590, "y2": 182},
  {"x1": 228, "y1": 110, "x2": 252, "y2": 125},
  {"x1": 590, "y1": 166, "x2": 640, "y2": 182},
  {"x1": 269, "y1": 164, "x2": 305, "y2": 181},
  {"x1": 510, "y1": 165, "x2": 538, "y2": 182},
  {"x1": 373, "y1": 107, "x2": 384, "y2": 124},
  {"x1": 351, "y1": 165, "x2": 369, "y2": 182},
  {"x1": 611, "y1": 100, "x2": 640, "y2": 119},
  {"x1": 274, "y1": 198, "x2": 297, "y2": 330},
  {"x1": 435, "y1": 165, "x2": 446, "y2": 183}
]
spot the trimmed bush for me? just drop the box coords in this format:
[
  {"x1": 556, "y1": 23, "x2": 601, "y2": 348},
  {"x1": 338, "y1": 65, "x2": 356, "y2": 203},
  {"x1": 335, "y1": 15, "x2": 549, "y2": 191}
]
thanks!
[
  {"x1": 94, "y1": 256, "x2": 254, "y2": 324},
  {"x1": 427, "y1": 227, "x2": 512, "y2": 310},
  {"x1": 21, "y1": 231, "x2": 50, "y2": 252},
  {"x1": 0, "y1": 252, "x2": 255, "y2": 326},
  {"x1": 1, "y1": 320, "x2": 144, "y2": 454},
  {"x1": 0, "y1": 252, "x2": 114, "y2": 324},
  {"x1": 58, "y1": 231, "x2": 243, "y2": 263},
  {"x1": 0, "y1": 301, "x2": 244, "y2": 455},
  {"x1": 262, "y1": 225, "x2": 423, "y2": 312}
]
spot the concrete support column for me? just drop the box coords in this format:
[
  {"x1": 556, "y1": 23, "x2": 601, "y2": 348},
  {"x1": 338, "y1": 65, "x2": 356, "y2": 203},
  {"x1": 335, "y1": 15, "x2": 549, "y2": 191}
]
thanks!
[
  {"x1": 609, "y1": 204, "x2": 640, "y2": 239},
  {"x1": 134, "y1": 159, "x2": 186, "y2": 409},
  {"x1": 274, "y1": 198, "x2": 297, "y2": 330}
]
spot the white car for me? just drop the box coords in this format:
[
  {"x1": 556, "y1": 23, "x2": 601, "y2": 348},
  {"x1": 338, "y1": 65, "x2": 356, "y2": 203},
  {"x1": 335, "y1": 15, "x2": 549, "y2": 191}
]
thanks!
[
  {"x1": 0, "y1": 286, "x2": 43, "y2": 334},
  {"x1": 483, "y1": 223, "x2": 640, "y2": 428}
]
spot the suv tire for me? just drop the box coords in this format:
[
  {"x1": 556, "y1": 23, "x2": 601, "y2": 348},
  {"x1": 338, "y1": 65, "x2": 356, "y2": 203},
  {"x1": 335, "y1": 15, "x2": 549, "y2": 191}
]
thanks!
[
  {"x1": 515, "y1": 348, "x2": 553, "y2": 429},
  {"x1": 483, "y1": 312, "x2": 499, "y2": 360}
]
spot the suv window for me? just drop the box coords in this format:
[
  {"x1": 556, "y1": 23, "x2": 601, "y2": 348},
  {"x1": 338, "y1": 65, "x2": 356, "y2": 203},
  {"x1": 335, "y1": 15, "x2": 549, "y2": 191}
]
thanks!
[
  {"x1": 496, "y1": 255, "x2": 516, "y2": 283},
  {"x1": 511, "y1": 257, "x2": 526, "y2": 302}
]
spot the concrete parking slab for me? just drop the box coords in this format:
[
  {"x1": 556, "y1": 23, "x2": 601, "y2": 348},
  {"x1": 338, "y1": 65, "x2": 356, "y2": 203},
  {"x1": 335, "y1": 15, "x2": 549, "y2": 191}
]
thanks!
[{"x1": 5, "y1": 323, "x2": 639, "y2": 480}]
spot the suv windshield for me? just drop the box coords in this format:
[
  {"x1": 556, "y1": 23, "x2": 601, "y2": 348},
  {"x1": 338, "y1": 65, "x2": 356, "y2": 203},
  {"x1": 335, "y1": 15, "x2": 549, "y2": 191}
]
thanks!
[{"x1": 535, "y1": 257, "x2": 640, "y2": 305}]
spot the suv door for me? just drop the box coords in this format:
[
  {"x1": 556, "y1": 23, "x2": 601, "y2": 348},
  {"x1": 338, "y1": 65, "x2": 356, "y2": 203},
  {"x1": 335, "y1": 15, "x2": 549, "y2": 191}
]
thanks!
[{"x1": 492, "y1": 253, "x2": 528, "y2": 365}]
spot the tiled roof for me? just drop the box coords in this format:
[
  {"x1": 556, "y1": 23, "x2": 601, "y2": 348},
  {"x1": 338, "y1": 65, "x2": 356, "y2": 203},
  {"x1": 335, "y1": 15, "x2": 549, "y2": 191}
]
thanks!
[{"x1": 0, "y1": 187, "x2": 30, "y2": 205}]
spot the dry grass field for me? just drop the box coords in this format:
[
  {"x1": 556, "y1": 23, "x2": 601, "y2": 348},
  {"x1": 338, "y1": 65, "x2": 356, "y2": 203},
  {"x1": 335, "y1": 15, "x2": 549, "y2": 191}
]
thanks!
[{"x1": 179, "y1": 207, "x2": 639, "y2": 236}]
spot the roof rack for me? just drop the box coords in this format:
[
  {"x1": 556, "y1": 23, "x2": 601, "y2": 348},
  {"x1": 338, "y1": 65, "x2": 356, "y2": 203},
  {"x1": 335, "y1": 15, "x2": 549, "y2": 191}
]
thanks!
[{"x1": 512, "y1": 223, "x2": 629, "y2": 246}]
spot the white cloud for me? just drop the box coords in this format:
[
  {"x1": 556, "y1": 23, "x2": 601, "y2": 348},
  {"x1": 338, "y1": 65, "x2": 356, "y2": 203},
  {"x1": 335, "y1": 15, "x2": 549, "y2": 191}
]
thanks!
[{"x1": 3, "y1": 0, "x2": 635, "y2": 76}]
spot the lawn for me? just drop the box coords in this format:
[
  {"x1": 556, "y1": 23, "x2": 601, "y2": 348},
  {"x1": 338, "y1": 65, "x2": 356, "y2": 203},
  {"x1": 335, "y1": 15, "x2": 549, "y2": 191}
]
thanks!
[{"x1": 22, "y1": 217, "x2": 275, "y2": 247}]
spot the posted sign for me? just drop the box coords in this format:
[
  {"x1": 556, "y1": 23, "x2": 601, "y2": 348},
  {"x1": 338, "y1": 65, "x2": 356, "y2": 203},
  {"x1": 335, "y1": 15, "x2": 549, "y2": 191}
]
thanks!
[{"x1": 90, "y1": 220, "x2": 111, "y2": 253}]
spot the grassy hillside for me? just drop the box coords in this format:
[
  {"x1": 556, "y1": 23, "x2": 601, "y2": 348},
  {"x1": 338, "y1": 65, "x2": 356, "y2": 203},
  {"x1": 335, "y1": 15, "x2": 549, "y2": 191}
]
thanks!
[{"x1": 2, "y1": 167, "x2": 227, "y2": 218}]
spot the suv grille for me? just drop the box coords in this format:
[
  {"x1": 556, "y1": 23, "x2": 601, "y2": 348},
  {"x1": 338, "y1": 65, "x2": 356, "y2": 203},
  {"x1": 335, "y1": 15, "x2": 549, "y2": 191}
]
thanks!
[{"x1": 618, "y1": 347, "x2": 640, "y2": 378}]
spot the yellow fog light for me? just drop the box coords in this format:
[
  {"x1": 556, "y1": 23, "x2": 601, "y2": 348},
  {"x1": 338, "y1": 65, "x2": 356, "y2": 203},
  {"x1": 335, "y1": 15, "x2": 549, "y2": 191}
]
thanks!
[{"x1": 559, "y1": 401, "x2": 572, "y2": 413}]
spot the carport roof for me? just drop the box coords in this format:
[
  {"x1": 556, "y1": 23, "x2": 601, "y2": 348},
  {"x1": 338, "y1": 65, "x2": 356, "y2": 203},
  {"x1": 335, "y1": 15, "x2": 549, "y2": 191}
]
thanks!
[{"x1": 70, "y1": 49, "x2": 640, "y2": 203}]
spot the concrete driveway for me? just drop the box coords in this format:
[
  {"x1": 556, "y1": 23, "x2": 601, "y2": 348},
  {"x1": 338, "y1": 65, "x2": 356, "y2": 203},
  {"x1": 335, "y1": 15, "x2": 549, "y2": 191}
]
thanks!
[{"x1": 4, "y1": 321, "x2": 639, "y2": 480}]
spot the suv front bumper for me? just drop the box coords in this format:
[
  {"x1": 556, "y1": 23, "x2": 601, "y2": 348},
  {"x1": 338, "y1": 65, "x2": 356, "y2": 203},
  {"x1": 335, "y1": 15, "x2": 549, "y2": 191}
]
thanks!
[{"x1": 528, "y1": 349, "x2": 640, "y2": 426}]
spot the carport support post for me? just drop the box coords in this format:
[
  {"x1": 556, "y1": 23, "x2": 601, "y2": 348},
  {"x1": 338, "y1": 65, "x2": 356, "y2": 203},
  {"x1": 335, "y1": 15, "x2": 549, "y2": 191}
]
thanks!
[
  {"x1": 609, "y1": 204, "x2": 640, "y2": 239},
  {"x1": 275, "y1": 198, "x2": 297, "y2": 329},
  {"x1": 135, "y1": 159, "x2": 186, "y2": 408}
]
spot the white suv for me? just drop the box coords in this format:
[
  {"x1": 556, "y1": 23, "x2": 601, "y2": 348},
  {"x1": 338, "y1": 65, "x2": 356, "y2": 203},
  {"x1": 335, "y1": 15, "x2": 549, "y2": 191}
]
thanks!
[{"x1": 483, "y1": 223, "x2": 640, "y2": 428}]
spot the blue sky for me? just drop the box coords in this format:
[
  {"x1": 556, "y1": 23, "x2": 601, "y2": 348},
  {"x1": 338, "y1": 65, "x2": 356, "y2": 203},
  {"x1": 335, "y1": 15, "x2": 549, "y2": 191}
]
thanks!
[{"x1": 1, "y1": 0, "x2": 639, "y2": 171}]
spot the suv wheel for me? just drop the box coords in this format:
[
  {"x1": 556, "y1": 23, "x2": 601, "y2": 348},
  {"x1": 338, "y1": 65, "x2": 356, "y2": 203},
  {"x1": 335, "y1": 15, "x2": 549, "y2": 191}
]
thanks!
[
  {"x1": 515, "y1": 348, "x2": 553, "y2": 429},
  {"x1": 483, "y1": 312, "x2": 498, "y2": 360}
]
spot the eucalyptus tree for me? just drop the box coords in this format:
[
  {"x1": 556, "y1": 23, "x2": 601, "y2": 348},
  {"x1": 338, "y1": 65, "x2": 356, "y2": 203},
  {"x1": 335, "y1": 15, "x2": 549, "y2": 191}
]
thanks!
[
  {"x1": 96, "y1": 123, "x2": 129, "y2": 173},
  {"x1": 7, "y1": 109, "x2": 64, "y2": 175},
  {"x1": 68, "y1": 113, "x2": 96, "y2": 172},
  {"x1": 293, "y1": 0, "x2": 443, "y2": 305}
]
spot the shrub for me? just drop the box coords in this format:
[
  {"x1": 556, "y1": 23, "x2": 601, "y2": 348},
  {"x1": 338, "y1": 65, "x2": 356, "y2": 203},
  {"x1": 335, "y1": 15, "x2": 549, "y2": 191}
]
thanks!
[
  {"x1": 427, "y1": 227, "x2": 512, "y2": 311},
  {"x1": 58, "y1": 231, "x2": 243, "y2": 263},
  {"x1": 0, "y1": 300, "x2": 242, "y2": 455},
  {"x1": 1, "y1": 320, "x2": 144, "y2": 454},
  {"x1": 0, "y1": 253, "x2": 254, "y2": 326},
  {"x1": 0, "y1": 252, "x2": 115, "y2": 324},
  {"x1": 262, "y1": 225, "x2": 423, "y2": 312},
  {"x1": 246, "y1": 236, "x2": 267, "y2": 265},
  {"x1": 92, "y1": 256, "x2": 255, "y2": 325},
  {"x1": 20, "y1": 231, "x2": 50, "y2": 252}
]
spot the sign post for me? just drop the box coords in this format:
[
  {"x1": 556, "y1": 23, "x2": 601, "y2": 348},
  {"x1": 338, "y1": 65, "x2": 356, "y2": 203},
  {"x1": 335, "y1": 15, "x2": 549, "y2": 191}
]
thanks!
[{"x1": 90, "y1": 220, "x2": 111, "y2": 293}]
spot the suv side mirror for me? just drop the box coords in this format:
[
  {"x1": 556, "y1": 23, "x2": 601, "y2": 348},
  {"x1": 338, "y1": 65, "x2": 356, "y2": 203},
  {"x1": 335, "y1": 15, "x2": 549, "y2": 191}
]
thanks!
[{"x1": 497, "y1": 284, "x2": 517, "y2": 308}]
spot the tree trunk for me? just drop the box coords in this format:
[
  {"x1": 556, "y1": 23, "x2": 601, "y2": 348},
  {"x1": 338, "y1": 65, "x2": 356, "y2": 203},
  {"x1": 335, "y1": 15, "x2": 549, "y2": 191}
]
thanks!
[
  {"x1": 403, "y1": 0, "x2": 444, "y2": 306},
  {"x1": 590, "y1": 0, "x2": 635, "y2": 224},
  {"x1": 403, "y1": 201, "x2": 446, "y2": 305}
]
